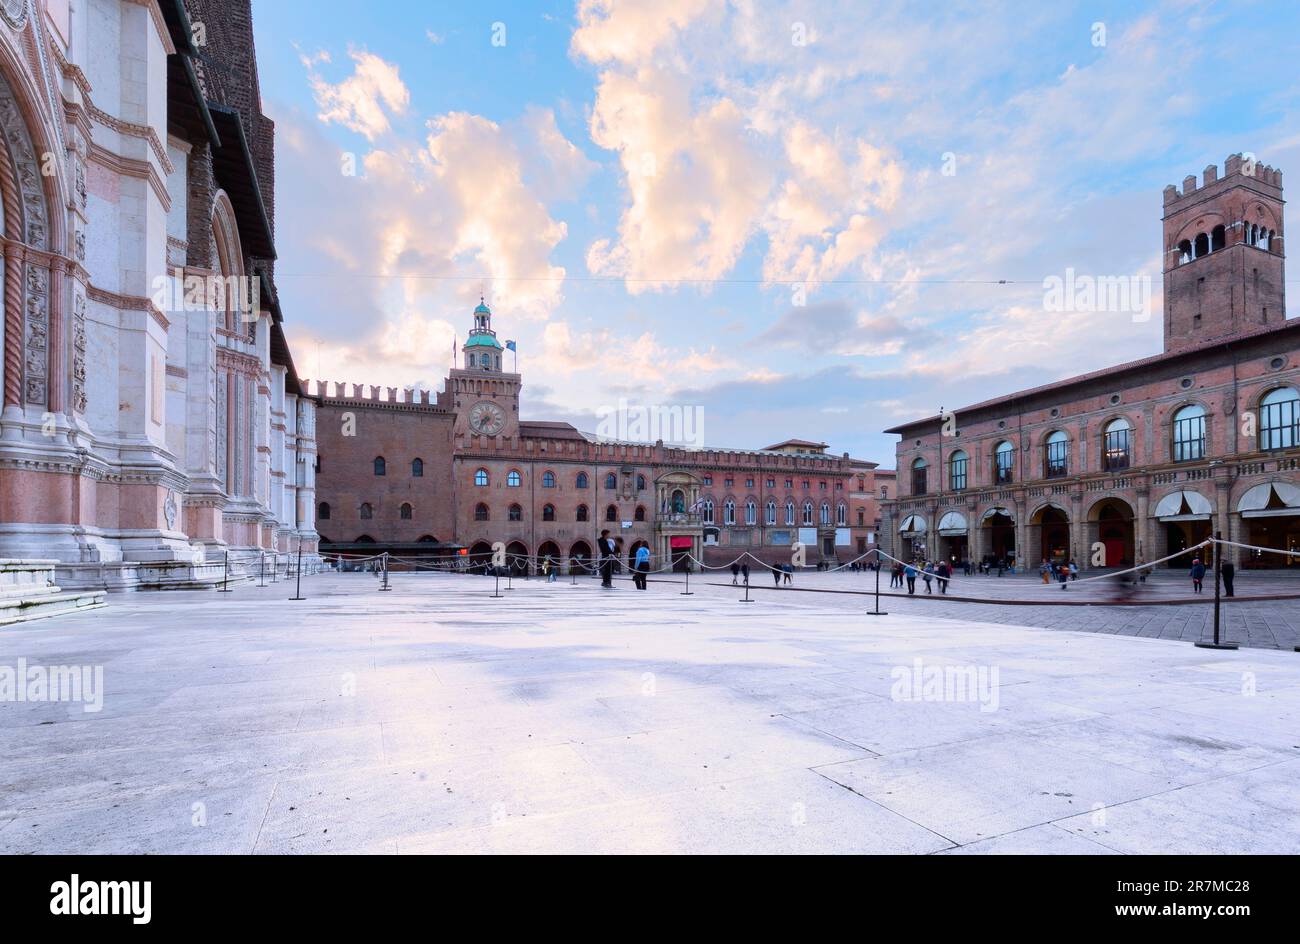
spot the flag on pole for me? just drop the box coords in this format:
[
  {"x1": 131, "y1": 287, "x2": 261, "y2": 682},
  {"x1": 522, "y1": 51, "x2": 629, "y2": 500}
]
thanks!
[{"x1": 505, "y1": 340, "x2": 516, "y2": 351}]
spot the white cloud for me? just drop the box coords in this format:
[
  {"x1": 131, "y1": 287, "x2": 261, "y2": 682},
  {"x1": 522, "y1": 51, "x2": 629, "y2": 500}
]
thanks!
[{"x1": 305, "y1": 48, "x2": 410, "y2": 141}]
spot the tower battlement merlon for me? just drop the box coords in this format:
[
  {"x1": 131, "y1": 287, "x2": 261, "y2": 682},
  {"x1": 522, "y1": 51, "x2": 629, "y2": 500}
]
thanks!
[
  {"x1": 302, "y1": 379, "x2": 440, "y2": 407},
  {"x1": 1164, "y1": 153, "x2": 1283, "y2": 207}
]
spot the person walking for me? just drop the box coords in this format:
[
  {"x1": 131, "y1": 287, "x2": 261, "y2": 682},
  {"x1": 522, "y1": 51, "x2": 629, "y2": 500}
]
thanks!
[
  {"x1": 1039, "y1": 559, "x2": 1051, "y2": 584},
  {"x1": 936, "y1": 560, "x2": 950, "y2": 594},
  {"x1": 740, "y1": 562, "x2": 750, "y2": 587},
  {"x1": 783, "y1": 563, "x2": 793, "y2": 585},
  {"x1": 598, "y1": 530, "x2": 616, "y2": 588},
  {"x1": 922, "y1": 562, "x2": 935, "y2": 594},
  {"x1": 1222, "y1": 560, "x2": 1236, "y2": 597},
  {"x1": 772, "y1": 563, "x2": 782, "y2": 587},
  {"x1": 1058, "y1": 561, "x2": 1070, "y2": 590},
  {"x1": 1068, "y1": 559, "x2": 1079, "y2": 581},
  {"x1": 634, "y1": 543, "x2": 650, "y2": 590},
  {"x1": 1190, "y1": 557, "x2": 1206, "y2": 594},
  {"x1": 731, "y1": 562, "x2": 740, "y2": 585},
  {"x1": 904, "y1": 562, "x2": 918, "y2": 595},
  {"x1": 541, "y1": 556, "x2": 551, "y2": 582}
]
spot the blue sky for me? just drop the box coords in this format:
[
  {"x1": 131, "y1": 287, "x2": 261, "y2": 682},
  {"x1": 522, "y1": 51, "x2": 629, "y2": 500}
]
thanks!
[{"x1": 251, "y1": 0, "x2": 1299, "y2": 465}]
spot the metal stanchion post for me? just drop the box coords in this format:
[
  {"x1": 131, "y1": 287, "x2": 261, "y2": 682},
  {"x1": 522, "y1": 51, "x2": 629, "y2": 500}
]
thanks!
[
  {"x1": 866, "y1": 555, "x2": 888, "y2": 616},
  {"x1": 740, "y1": 572, "x2": 753, "y2": 603},
  {"x1": 491, "y1": 567, "x2": 503, "y2": 598},
  {"x1": 379, "y1": 552, "x2": 392, "y2": 591},
  {"x1": 290, "y1": 538, "x2": 306, "y2": 601},
  {"x1": 680, "y1": 563, "x2": 693, "y2": 596},
  {"x1": 1196, "y1": 531, "x2": 1236, "y2": 650},
  {"x1": 258, "y1": 552, "x2": 266, "y2": 588},
  {"x1": 218, "y1": 550, "x2": 233, "y2": 592}
]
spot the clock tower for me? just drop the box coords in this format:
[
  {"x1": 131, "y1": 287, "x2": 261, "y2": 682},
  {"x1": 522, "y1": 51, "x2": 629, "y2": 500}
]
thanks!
[{"x1": 450, "y1": 299, "x2": 521, "y2": 439}]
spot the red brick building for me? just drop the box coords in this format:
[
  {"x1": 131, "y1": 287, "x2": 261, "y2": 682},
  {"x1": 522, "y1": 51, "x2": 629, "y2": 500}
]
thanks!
[
  {"x1": 311, "y1": 303, "x2": 887, "y2": 572},
  {"x1": 882, "y1": 154, "x2": 1292, "y2": 571}
]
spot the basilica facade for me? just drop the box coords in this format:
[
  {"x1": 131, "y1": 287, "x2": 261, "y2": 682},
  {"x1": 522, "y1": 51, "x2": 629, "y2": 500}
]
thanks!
[
  {"x1": 311, "y1": 302, "x2": 890, "y2": 573},
  {"x1": 882, "y1": 154, "x2": 1292, "y2": 571},
  {"x1": 0, "y1": 0, "x2": 317, "y2": 596}
]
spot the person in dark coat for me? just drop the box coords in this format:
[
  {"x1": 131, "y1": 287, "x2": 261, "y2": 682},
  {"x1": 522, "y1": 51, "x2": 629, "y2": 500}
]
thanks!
[
  {"x1": 598, "y1": 530, "x2": 616, "y2": 588},
  {"x1": 731, "y1": 562, "x2": 740, "y2": 585},
  {"x1": 1221, "y1": 561, "x2": 1235, "y2": 597},
  {"x1": 1190, "y1": 558, "x2": 1207, "y2": 594},
  {"x1": 772, "y1": 564, "x2": 782, "y2": 586}
]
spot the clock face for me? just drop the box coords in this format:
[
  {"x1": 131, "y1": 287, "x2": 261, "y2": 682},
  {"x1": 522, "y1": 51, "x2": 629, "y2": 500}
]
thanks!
[{"x1": 468, "y1": 401, "x2": 507, "y2": 435}]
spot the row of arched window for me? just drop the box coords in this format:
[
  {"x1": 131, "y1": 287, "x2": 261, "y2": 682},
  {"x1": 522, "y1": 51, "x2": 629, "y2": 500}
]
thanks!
[
  {"x1": 472, "y1": 469, "x2": 647, "y2": 490},
  {"x1": 472, "y1": 503, "x2": 648, "y2": 523},
  {"x1": 699, "y1": 498, "x2": 850, "y2": 527},
  {"x1": 1176, "y1": 222, "x2": 1276, "y2": 263},
  {"x1": 372, "y1": 457, "x2": 423, "y2": 477},
  {"x1": 910, "y1": 389, "x2": 1299, "y2": 494},
  {"x1": 319, "y1": 502, "x2": 416, "y2": 521}
]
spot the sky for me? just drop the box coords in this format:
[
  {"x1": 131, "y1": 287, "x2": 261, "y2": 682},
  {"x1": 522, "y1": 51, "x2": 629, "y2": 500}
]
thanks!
[{"x1": 249, "y1": 0, "x2": 1300, "y2": 466}]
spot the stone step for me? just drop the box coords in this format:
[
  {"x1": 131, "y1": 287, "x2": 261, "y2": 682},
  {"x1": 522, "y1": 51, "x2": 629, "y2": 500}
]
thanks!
[{"x1": 0, "y1": 589, "x2": 107, "y2": 627}]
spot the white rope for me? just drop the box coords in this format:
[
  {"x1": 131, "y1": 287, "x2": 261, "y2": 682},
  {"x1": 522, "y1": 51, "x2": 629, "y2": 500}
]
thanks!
[{"x1": 1209, "y1": 537, "x2": 1300, "y2": 558}]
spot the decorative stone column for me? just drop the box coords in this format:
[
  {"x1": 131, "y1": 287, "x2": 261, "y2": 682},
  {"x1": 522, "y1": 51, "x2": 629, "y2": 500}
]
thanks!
[{"x1": 1135, "y1": 485, "x2": 1150, "y2": 569}]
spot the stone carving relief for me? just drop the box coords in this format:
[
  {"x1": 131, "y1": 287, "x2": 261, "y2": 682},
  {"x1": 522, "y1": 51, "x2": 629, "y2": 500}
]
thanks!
[
  {"x1": 1, "y1": 0, "x2": 28, "y2": 31},
  {"x1": 72, "y1": 290, "x2": 87, "y2": 413},
  {"x1": 23, "y1": 263, "x2": 47, "y2": 404}
]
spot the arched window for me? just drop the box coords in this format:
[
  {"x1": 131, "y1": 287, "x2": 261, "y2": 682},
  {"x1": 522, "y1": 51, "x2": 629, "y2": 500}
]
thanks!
[
  {"x1": 474, "y1": 468, "x2": 489, "y2": 486},
  {"x1": 636, "y1": 474, "x2": 646, "y2": 490},
  {"x1": 785, "y1": 500, "x2": 795, "y2": 525},
  {"x1": 507, "y1": 470, "x2": 522, "y2": 487},
  {"x1": 373, "y1": 456, "x2": 386, "y2": 476},
  {"x1": 1194, "y1": 232, "x2": 1209, "y2": 258},
  {"x1": 744, "y1": 500, "x2": 756, "y2": 525},
  {"x1": 802, "y1": 501, "x2": 814, "y2": 526},
  {"x1": 1260, "y1": 388, "x2": 1300, "y2": 450},
  {"x1": 543, "y1": 504, "x2": 555, "y2": 521},
  {"x1": 1248, "y1": 224, "x2": 1258, "y2": 247},
  {"x1": 994, "y1": 440, "x2": 1014, "y2": 484},
  {"x1": 576, "y1": 472, "x2": 589, "y2": 489},
  {"x1": 1045, "y1": 430, "x2": 1069, "y2": 477},
  {"x1": 400, "y1": 502, "x2": 413, "y2": 520},
  {"x1": 1264, "y1": 229, "x2": 1273, "y2": 251},
  {"x1": 605, "y1": 504, "x2": 618, "y2": 522},
  {"x1": 318, "y1": 502, "x2": 331, "y2": 520},
  {"x1": 576, "y1": 504, "x2": 589, "y2": 522},
  {"x1": 1177, "y1": 239, "x2": 1193, "y2": 264},
  {"x1": 542, "y1": 470, "x2": 556, "y2": 488},
  {"x1": 1210, "y1": 224, "x2": 1226, "y2": 252},
  {"x1": 1102, "y1": 418, "x2": 1131, "y2": 471},
  {"x1": 475, "y1": 503, "x2": 489, "y2": 521},
  {"x1": 634, "y1": 505, "x2": 646, "y2": 521},
  {"x1": 702, "y1": 499, "x2": 715, "y2": 524},
  {"x1": 1172, "y1": 404, "x2": 1206, "y2": 461},
  {"x1": 837, "y1": 503, "x2": 847, "y2": 526},
  {"x1": 508, "y1": 504, "x2": 523, "y2": 522},
  {"x1": 360, "y1": 503, "x2": 373, "y2": 520},
  {"x1": 766, "y1": 499, "x2": 777, "y2": 525},
  {"x1": 723, "y1": 500, "x2": 736, "y2": 525},
  {"x1": 412, "y1": 458, "x2": 424, "y2": 477},
  {"x1": 948, "y1": 449, "x2": 968, "y2": 490},
  {"x1": 819, "y1": 502, "x2": 830, "y2": 525},
  {"x1": 605, "y1": 472, "x2": 617, "y2": 489},
  {"x1": 857, "y1": 507, "x2": 865, "y2": 526},
  {"x1": 911, "y1": 457, "x2": 928, "y2": 495}
]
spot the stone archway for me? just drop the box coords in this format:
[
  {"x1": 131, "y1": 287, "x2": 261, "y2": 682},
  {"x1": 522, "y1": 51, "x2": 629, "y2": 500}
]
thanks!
[
  {"x1": 1030, "y1": 503, "x2": 1070, "y2": 565},
  {"x1": 1087, "y1": 497, "x2": 1136, "y2": 568}
]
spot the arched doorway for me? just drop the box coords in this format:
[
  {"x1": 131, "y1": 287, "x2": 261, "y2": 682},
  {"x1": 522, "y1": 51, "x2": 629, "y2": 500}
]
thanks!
[
  {"x1": 569, "y1": 540, "x2": 592, "y2": 576},
  {"x1": 1088, "y1": 497, "x2": 1135, "y2": 567},
  {"x1": 1155, "y1": 490, "x2": 1212, "y2": 567},
  {"x1": 1031, "y1": 505, "x2": 1070, "y2": 564},
  {"x1": 468, "y1": 540, "x2": 493, "y2": 574},
  {"x1": 980, "y1": 507, "x2": 1016, "y2": 565},
  {"x1": 537, "y1": 540, "x2": 561, "y2": 574},
  {"x1": 506, "y1": 540, "x2": 529, "y2": 575}
]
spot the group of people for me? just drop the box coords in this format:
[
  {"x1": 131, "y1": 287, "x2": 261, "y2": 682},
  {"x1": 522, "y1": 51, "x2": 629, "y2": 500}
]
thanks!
[
  {"x1": 890, "y1": 560, "x2": 954, "y2": 594},
  {"x1": 1038, "y1": 558, "x2": 1080, "y2": 589},
  {"x1": 596, "y1": 529, "x2": 652, "y2": 590}
]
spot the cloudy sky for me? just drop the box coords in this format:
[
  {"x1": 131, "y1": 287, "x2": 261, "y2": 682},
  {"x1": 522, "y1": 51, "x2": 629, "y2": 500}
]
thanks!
[{"x1": 250, "y1": 0, "x2": 1299, "y2": 464}]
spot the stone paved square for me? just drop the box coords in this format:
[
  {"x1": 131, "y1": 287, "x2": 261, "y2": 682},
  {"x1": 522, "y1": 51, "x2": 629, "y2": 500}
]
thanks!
[{"x1": 2, "y1": 571, "x2": 1297, "y2": 854}]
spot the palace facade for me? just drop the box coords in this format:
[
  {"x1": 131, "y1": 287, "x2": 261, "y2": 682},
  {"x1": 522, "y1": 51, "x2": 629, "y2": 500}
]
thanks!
[
  {"x1": 882, "y1": 154, "x2": 1292, "y2": 570},
  {"x1": 311, "y1": 302, "x2": 891, "y2": 573},
  {"x1": 0, "y1": 0, "x2": 317, "y2": 597}
]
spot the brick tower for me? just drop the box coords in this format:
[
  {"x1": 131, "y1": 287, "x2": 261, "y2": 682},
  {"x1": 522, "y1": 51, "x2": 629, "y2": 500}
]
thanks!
[{"x1": 1162, "y1": 154, "x2": 1285, "y2": 353}]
